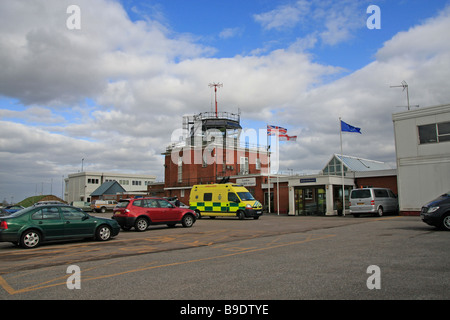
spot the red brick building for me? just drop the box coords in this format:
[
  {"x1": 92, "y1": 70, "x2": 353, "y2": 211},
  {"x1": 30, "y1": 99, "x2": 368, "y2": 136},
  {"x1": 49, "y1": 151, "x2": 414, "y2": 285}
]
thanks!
[{"x1": 161, "y1": 111, "x2": 271, "y2": 208}]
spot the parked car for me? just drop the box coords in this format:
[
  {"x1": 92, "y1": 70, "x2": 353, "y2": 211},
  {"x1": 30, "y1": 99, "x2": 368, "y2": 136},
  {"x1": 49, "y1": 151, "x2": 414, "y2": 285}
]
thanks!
[
  {"x1": 34, "y1": 201, "x2": 64, "y2": 206},
  {"x1": 4, "y1": 205, "x2": 24, "y2": 214},
  {"x1": 0, "y1": 204, "x2": 120, "y2": 248},
  {"x1": 112, "y1": 197, "x2": 197, "y2": 231},
  {"x1": 91, "y1": 200, "x2": 117, "y2": 213},
  {"x1": 420, "y1": 191, "x2": 450, "y2": 231},
  {"x1": 71, "y1": 201, "x2": 93, "y2": 212},
  {"x1": 349, "y1": 187, "x2": 398, "y2": 217},
  {"x1": 0, "y1": 208, "x2": 10, "y2": 217}
]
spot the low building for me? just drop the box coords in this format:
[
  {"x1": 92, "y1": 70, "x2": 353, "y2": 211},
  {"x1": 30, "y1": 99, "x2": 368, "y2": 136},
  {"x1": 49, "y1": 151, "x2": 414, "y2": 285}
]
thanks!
[
  {"x1": 392, "y1": 103, "x2": 450, "y2": 215},
  {"x1": 64, "y1": 171, "x2": 156, "y2": 203},
  {"x1": 90, "y1": 181, "x2": 126, "y2": 202},
  {"x1": 288, "y1": 154, "x2": 396, "y2": 216}
]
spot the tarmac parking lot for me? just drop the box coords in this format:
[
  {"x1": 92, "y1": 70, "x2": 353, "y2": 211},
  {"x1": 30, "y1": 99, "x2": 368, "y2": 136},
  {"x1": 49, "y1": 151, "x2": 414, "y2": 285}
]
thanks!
[{"x1": 0, "y1": 213, "x2": 449, "y2": 303}]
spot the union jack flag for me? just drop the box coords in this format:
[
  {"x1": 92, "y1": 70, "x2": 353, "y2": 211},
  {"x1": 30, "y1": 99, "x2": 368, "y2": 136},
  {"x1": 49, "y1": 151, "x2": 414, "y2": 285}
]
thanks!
[{"x1": 267, "y1": 125, "x2": 287, "y2": 135}]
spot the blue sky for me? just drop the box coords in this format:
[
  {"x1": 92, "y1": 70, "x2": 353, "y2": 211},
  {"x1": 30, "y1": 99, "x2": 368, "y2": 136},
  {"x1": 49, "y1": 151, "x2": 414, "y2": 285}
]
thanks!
[
  {"x1": 123, "y1": 0, "x2": 447, "y2": 69},
  {"x1": 1, "y1": 0, "x2": 450, "y2": 202}
]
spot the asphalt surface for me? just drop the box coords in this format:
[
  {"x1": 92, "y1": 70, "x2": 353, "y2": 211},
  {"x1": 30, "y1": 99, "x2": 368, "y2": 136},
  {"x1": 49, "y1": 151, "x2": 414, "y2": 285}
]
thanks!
[{"x1": 0, "y1": 213, "x2": 449, "y2": 304}]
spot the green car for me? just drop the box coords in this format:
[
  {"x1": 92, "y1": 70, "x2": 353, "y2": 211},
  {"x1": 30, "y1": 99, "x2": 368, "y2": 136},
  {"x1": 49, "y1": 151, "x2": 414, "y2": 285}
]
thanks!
[{"x1": 0, "y1": 204, "x2": 120, "y2": 248}]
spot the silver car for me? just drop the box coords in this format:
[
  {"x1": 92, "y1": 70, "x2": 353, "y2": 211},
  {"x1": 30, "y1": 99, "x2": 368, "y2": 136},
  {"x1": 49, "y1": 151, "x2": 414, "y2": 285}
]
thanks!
[{"x1": 350, "y1": 188, "x2": 398, "y2": 217}]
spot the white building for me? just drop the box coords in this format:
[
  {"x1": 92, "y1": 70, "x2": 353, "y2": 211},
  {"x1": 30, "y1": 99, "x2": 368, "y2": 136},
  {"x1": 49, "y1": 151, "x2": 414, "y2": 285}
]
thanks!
[
  {"x1": 288, "y1": 154, "x2": 394, "y2": 216},
  {"x1": 392, "y1": 103, "x2": 450, "y2": 215},
  {"x1": 64, "y1": 171, "x2": 157, "y2": 203}
]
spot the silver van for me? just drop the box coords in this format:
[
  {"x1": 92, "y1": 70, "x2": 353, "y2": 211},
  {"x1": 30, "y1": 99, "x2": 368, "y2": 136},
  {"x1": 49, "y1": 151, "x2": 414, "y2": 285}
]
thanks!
[{"x1": 349, "y1": 188, "x2": 398, "y2": 217}]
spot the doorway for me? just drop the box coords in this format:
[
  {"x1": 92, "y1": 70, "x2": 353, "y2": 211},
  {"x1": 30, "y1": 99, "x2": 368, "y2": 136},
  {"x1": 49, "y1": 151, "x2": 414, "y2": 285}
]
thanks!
[{"x1": 294, "y1": 186, "x2": 326, "y2": 215}]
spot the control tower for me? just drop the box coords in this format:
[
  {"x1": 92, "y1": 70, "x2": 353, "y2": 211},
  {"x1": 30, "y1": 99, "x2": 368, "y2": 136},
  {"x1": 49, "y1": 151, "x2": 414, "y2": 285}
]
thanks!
[{"x1": 181, "y1": 83, "x2": 241, "y2": 145}]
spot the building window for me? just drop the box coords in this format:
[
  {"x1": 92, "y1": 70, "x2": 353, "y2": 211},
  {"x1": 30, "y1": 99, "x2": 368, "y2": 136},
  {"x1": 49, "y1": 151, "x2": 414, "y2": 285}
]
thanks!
[
  {"x1": 178, "y1": 158, "x2": 183, "y2": 183},
  {"x1": 87, "y1": 178, "x2": 99, "y2": 184},
  {"x1": 418, "y1": 121, "x2": 450, "y2": 144},
  {"x1": 240, "y1": 157, "x2": 249, "y2": 175},
  {"x1": 256, "y1": 158, "x2": 261, "y2": 170}
]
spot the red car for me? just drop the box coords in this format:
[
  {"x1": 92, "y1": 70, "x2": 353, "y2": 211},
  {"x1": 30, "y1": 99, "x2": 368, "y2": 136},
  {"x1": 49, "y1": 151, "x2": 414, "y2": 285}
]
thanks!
[{"x1": 112, "y1": 197, "x2": 197, "y2": 231}]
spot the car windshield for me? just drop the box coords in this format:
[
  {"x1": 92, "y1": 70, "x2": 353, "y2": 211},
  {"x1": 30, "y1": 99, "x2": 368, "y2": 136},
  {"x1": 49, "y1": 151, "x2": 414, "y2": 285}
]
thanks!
[{"x1": 237, "y1": 192, "x2": 255, "y2": 201}]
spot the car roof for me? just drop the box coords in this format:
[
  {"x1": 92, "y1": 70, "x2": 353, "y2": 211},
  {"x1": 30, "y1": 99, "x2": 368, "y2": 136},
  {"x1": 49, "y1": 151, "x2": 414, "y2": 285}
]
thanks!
[{"x1": 120, "y1": 197, "x2": 163, "y2": 201}]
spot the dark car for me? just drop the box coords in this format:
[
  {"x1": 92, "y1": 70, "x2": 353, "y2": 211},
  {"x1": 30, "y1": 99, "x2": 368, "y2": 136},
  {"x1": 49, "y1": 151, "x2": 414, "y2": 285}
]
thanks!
[
  {"x1": 420, "y1": 191, "x2": 450, "y2": 231},
  {"x1": 0, "y1": 204, "x2": 120, "y2": 248},
  {"x1": 0, "y1": 208, "x2": 10, "y2": 217},
  {"x1": 113, "y1": 197, "x2": 197, "y2": 231},
  {"x1": 4, "y1": 205, "x2": 24, "y2": 214}
]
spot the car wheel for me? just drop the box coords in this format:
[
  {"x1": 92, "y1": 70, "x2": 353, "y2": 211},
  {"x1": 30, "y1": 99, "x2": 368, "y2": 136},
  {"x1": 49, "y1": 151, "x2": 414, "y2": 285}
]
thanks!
[
  {"x1": 237, "y1": 210, "x2": 245, "y2": 220},
  {"x1": 440, "y1": 214, "x2": 450, "y2": 231},
  {"x1": 20, "y1": 230, "x2": 41, "y2": 249},
  {"x1": 182, "y1": 214, "x2": 194, "y2": 228},
  {"x1": 135, "y1": 217, "x2": 148, "y2": 231},
  {"x1": 376, "y1": 207, "x2": 383, "y2": 217},
  {"x1": 96, "y1": 225, "x2": 112, "y2": 241}
]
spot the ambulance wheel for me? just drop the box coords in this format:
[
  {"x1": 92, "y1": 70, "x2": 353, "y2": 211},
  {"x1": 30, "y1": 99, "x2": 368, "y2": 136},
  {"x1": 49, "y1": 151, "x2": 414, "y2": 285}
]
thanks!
[
  {"x1": 237, "y1": 211, "x2": 245, "y2": 220},
  {"x1": 195, "y1": 210, "x2": 201, "y2": 219}
]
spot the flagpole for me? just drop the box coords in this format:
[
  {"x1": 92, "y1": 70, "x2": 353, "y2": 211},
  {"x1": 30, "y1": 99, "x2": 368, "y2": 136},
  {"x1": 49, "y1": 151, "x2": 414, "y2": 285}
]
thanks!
[
  {"x1": 267, "y1": 124, "x2": 271, "y2": 214},
  {"x1": 339, "y1": 117, "x2": 345, "y2": 217}
]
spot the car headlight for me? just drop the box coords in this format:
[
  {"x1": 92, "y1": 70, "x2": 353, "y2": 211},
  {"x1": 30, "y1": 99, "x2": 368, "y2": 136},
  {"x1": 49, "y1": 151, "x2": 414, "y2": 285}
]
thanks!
[
  {"x1": 246, "y1": 204, "x2": 252, "y2": 209},
  {"x1": 427, "y1": 206, "x2": 440, "y2": 213}
]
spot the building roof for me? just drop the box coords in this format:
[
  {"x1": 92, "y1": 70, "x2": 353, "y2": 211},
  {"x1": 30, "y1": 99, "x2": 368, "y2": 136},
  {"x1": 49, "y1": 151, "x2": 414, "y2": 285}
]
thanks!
[
  {"x1": 90, "y1": 181, "x2": 126, "y2": 196},
  {"x1": 322, "y1": 154, "x2": 392, "y2": 175},
  {"x1": 335, "y1": 154, "x2": 392, "y2": 172}
]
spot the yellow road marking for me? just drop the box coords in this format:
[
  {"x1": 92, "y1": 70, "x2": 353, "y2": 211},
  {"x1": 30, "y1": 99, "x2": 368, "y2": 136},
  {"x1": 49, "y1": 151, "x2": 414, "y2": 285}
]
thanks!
[{"x1": 0, "y1": 233, "x2": 335, "y2": 295}]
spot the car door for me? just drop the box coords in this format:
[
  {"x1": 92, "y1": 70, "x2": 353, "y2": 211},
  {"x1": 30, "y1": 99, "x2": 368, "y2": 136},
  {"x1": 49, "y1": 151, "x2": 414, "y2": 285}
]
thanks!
[
  {"x1": 60, "y1": 206, "x2": 97, "y2": 237},
  {"x1": 387, "y1": 190, "x2": 398, "y2": 212},
  {"x1": 156, "y1": 199, "x2": 180, "y2": 222},
  {"x1": 31, "y1": 207, "x2": 65, "y2": 239}
]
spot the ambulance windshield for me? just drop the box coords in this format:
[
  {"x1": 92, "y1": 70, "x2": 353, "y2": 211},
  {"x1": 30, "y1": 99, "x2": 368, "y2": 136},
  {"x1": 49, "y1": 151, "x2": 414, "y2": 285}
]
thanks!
[{"x1": 237, "y1": 192, "x2": 255, "y2": 201}]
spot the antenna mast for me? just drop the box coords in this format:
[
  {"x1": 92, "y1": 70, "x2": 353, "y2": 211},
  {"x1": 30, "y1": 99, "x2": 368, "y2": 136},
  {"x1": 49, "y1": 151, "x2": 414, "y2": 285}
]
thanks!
[
  {"x1": 209, "y1": 82, "x2": 223, "y2": 117},
  {"x1": 390, "y1": 80, "x2": 410, "y2": 110}
]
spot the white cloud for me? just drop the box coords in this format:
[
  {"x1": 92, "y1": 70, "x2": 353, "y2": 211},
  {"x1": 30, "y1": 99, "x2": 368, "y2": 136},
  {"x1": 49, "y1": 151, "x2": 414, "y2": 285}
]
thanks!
[
  {"x1": 253, "y1": 0, "x2": 366, "y2": 47},
  {"x1": 253, "y1": 1, "x2": 310, "y2": 30},
  {"x1": 219, "y1": 27, "x2": 243, "y2": 39}
]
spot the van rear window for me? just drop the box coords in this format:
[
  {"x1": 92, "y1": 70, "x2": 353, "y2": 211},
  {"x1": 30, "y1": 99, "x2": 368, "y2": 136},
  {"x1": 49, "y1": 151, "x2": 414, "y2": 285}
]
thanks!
[{"x1": 351, "y1": 190, "x2": 371, "y2": 199}]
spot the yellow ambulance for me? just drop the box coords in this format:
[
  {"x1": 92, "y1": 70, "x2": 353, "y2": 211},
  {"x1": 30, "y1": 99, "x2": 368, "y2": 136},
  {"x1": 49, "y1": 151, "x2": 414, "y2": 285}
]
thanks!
[{"x1": 189, "y1": 184, "x2": 263, "y2": 219}]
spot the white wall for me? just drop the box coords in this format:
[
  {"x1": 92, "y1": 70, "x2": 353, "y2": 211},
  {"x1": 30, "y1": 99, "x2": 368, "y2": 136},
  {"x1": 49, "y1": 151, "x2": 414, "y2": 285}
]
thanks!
[{"x1": 393, "y1": 104, "x2": 450, "y2": 212}]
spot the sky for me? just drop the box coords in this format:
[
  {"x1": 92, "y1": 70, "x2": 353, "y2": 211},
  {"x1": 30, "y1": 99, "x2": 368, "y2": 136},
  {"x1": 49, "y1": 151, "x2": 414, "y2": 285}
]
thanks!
[{"x1": 1, "y1": 0, "x2": 450, "y2": 203}]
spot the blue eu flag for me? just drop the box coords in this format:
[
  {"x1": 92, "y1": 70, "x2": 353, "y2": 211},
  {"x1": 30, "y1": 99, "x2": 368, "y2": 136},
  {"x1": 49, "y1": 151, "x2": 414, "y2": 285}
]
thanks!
[{"x1": 341, "y1": 120, "x2": 362, "y2": 134}]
